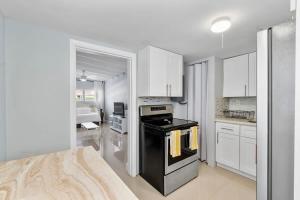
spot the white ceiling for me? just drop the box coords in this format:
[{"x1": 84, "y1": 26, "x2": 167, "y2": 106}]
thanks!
[
  {"x1": 76, "y1": 50, "x2": 127, "y2": 81},
  {"x1": 0, "y1": 0, "x2": 292, "y2": 62}
]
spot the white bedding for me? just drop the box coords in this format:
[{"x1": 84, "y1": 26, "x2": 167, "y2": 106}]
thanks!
[{"x1": 76, "y1": 107, "x2": 101, "y2": 124}]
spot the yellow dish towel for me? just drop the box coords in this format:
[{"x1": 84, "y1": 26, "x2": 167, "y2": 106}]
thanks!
[
  {"x1": 189, "y1": 126, "x2": 199, "y2": 150},
  {"x1": 170, "y1": 130, "x2": 181, "y2": 157}
]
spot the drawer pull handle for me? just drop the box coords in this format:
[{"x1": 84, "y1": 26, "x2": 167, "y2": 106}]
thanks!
[{"x1": 221, "y1": 128, "x2": 234, "y2": 131}]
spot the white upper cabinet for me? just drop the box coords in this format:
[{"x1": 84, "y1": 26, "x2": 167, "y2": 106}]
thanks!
[
  {"x1": 138, "y1": 46, "x2": 183, "y2": 97},
  {"x1": 223, "y1": 52, "x2": 257, "y2": 97},
  {"x1": 166, "y1": 51, "x2": 183, "y2": 97},
  {"x1": 248, "y1": 52, "x2": 257, "y2": 96},
  {"x1": 148, "y1": 47, "x2": 168, "y2": 96},
  {"x1": 223, "y1": 54, "x2": 249, "y2": 97}
]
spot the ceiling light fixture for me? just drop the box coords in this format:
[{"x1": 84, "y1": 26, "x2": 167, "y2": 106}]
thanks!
[
  {"x1": 211, "y1": 17, "x2": 231, "y2": 33},
  {"x1": 80, "y1": 70, "x2": 87, "y2": 82},
  {"x1": 211, "y1": 17, "x2": 231, "y2": 48}
]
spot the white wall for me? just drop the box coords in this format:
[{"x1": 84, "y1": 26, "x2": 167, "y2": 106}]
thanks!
[
  {"x1": 173, "y1": 102, "x2": 188, "y2": 119},
  {"x1": 76, "y1": 80, "x2": 94, "y2": 90},
  {"x1": 104, "y1": 73, "x2": 128, "y2": 120},
  {"x1": 0, "y1": 11, "x2": 6, "y2": 161},
  {"x1": 5, "y1": 19, "x2": 71, "y2": 160},
  {"x1": 291, "y1": 0, "x2": 296, "y2": 11},
  {"x1": 206, "y1": 57, "x2": 223, "y2": 167},
  {"x1": 2, "y1": 18, "x2": 135, "y2": 161},
  {"x1": 172, "y1": 66, "x2": 188, "y2": 119}
]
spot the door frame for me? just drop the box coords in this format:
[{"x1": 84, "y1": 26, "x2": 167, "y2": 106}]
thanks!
[
  {"x1": 257, "y1": 29, "x2": 270, "y2": 200},
  {"x1": 69, "y1": 39, "x2": 138, "y2": 177}
]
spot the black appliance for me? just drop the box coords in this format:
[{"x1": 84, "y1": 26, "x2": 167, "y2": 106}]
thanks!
[
  {"x1": 113, "y1": 102, "x2": 125, "y2": 116},
  {"x1": 139, "y1": 104, "x2": 199, "y2": 196}
]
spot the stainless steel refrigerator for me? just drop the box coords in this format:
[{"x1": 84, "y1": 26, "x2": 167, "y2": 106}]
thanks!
[{"x1": 257, "y1": 22, "x2": 295, "y2": 200}]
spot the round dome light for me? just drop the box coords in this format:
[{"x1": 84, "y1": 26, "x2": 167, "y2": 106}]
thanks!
[{"x1": 211, "y1": 17, "x2": 231, "y2": 33}]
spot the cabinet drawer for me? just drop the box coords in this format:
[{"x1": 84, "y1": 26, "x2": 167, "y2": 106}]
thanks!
[
  {"x1": 216, "y1": 122, "x2": 239, "y2": 136},
  {"x1": 240, "y1": 126, "x2": 256, "y2": 139}
]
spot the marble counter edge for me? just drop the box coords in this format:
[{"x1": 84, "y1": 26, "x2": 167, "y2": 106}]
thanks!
[{"x1": 0, "y1": 146, "x2": 139, "y2": 200}]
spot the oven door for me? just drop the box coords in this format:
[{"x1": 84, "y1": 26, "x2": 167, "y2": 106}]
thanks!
[{"x1": 165, "y1": 128, "x2": 199, "y2": 174}]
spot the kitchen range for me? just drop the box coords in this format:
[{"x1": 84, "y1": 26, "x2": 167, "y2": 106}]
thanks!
[{"x1": 139, "y1": 104, "x2": 199, "y2": 196}]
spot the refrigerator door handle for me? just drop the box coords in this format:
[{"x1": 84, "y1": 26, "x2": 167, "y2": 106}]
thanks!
[{"x1": 255, "y1": 144, "x2": 257, "y2": 164}]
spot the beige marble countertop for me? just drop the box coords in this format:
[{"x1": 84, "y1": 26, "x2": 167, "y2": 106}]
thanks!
[
  {"x1": 0, "y1": 147, "x2": 138, "y2": 200},
  {"x1": 215, "y1": 117, "x2": 257, "y2": 127}
]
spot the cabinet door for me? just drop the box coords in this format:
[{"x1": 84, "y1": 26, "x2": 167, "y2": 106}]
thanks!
[
  {"x1": 240, "y1": 137, "x2": 256, "y2": 176},
  {"x1": 223, "y1": 54, "x2": 249, "y2": 97},
  {"x1": 167, "y1": 52, "x2": 183, "y2": 97},
  {"x1": 149, "y1": 47, "x2": 168, "y2": 96},
  {"x1": 248, "y1": 52, "x2": 257, "y2": 96},
  {"x1": 216, "y1": 132, "x2": 240, "y2": 169}
]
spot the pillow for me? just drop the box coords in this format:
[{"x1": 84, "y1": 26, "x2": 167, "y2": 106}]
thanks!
[{"x1": 90, "y1": 106, "x2": 97, "y2": 112}]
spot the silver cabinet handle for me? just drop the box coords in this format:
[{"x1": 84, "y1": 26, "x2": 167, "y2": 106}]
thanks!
[
  {"x1": 217, "y1": 132, "x2": 219, "y2": 144},
  {"x1": 169, "y1": 84, "x2": 172, "y2": 96},
  {"x1": 245, "y1": 84, "x2": 247, "y2": 96}
]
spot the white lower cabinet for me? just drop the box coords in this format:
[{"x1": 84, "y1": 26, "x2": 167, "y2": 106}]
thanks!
[
  {"x1": 216, "y1": 132, "x2": 240, "y2": 170},
  {"x1": 240, "y1": 137, "x2": 256, "y2": 176},
  {"x1": 216, "y1": 122, "x2": 256, "y2": 179}
]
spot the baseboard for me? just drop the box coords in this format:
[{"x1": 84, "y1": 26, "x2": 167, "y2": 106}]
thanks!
[{"x1": 217, "y1": 163, "x2": 256, "y2": 181}]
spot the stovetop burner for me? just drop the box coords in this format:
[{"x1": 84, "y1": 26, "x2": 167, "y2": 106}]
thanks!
[
  {"x1": 159, "y1": 118, "x2": 197, "y2": 129},
  {"x1": 142, "y1": 117, "x2": 198, "y2": 133},
  {"x1": 139, "y1": 105, "x2": 198, "y2": 132}
]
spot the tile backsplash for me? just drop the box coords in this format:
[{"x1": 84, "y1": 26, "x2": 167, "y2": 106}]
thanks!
[
  {"x1": 216, "y1": 97, "x2": 257, "y2": 118},
  {"x1": 228, "y1": 97, "x2": 256, "y2": 112},
  {"x1": 216, "y1": 97, "x2": 229, "y2": 117}
]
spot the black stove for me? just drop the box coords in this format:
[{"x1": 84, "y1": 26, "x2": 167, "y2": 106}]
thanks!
[
  {"x1": 141, "y1": 114, "x2": 198, "y2": 133},
  {"x1": 139, "y1": 104, "x2": 199, "y2": 196}
]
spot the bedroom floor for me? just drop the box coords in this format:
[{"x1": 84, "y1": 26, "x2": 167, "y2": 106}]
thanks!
[{"x1": 76, "y1": 122, "x2": 128, "y2": 170}]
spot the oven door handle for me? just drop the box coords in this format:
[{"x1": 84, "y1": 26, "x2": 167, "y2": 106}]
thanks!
[
  {"x1": 167, "y1": 130, "x2": 190, "y2": 138},
  {"x1": 166, "y1": 125, "x2": 199, "y2": 138},
  {"x1": 165, "y1": 129, "x2": 200, "y2": 175}
]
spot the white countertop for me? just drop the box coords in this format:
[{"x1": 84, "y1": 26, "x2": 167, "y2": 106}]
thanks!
[{"x1": 215, "y1": 117, "x2": 257, "y2": 127}]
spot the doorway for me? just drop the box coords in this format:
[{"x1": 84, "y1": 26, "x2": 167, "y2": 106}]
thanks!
[{"x1": 69, "y1": 40, "x2": 137, "y2": 177}]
